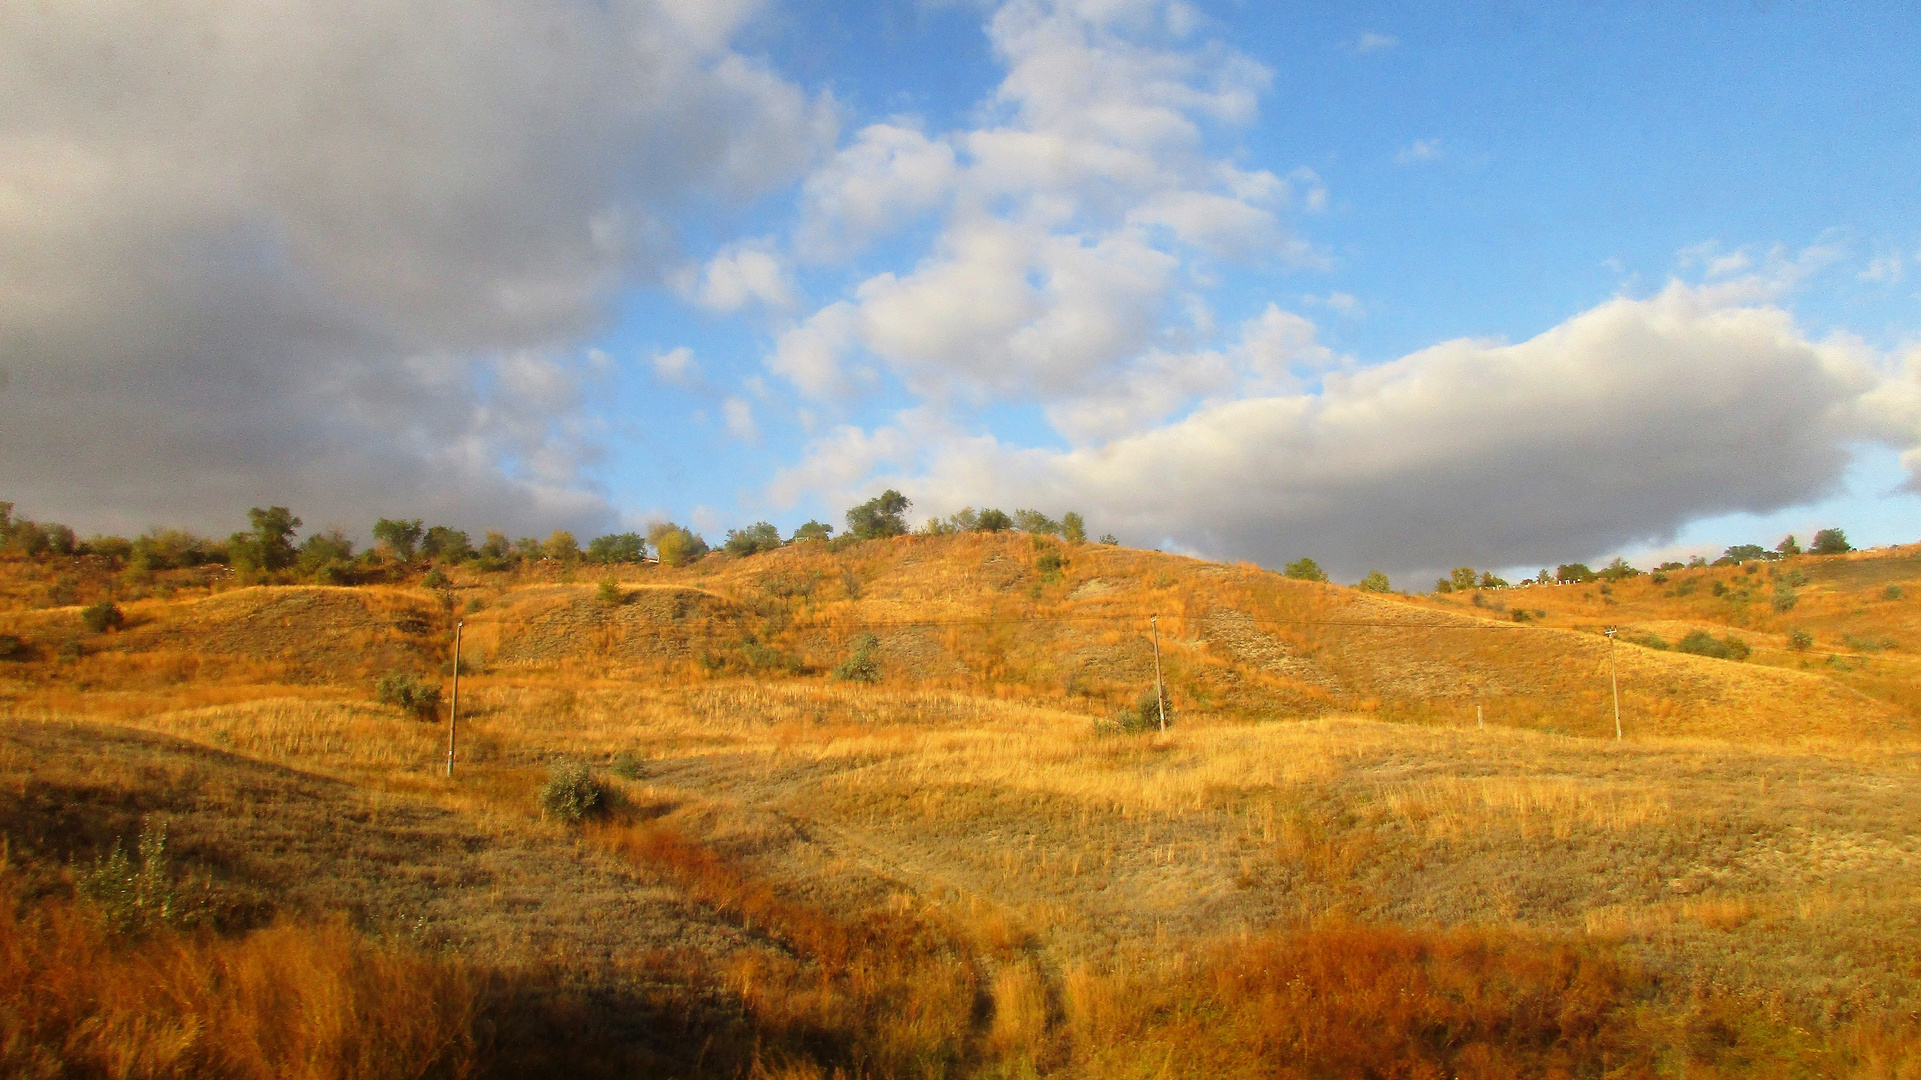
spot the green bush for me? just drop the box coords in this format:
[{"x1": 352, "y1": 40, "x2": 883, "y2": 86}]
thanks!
[
  {"x1": 1036, "y1": 550, "x2": 1066, "y2": 582},
  {"x1": 1112, "y1": 687, "x2": 1171, "y2": 734},
  {"x1": 845, "y1": 490, "x2": 913, "y2": 539},
  {"x1": 1809, "y1": 528, "x2": 1851, "y2": 555},
  {"x1": 610, "y1": 752, "x2": 645, "y2": 781},
  {"x1": 833, "y1": 633, "x2": 881, "y2": 682},
  {"x1": 422, "y1": 568, "x2": 450, "y2": 590},
  {"x1": 80, "y1": 600, "x2": 124, "y2": 634},
  {"x1": 0, "y1": 633, "x2": 30, "y2": 661},
  {"x1": 1284, "y1": 557, "x2": 1328, "y2": 582},
  {"x1": 597, "y1": 577, "x2": 625, "y2": 606},
  {"x1": 376, "y1": 672, "x2": 443, "y2": 720},
  {"x1": 1787, "y1": 628, "x2": 1814, "y2": 651},
  {"x1": 1675, "y1": 630, "x2": 1751, "y2": 661},
  {"x1": 539, "y1": 762, "x2": 604, "y2": 823},
  {"x1": 1883, "y1": 585, "x2": 1904, "y2": 601},
  {"x1": 73, "y1": 820, "x2": 207, "y2": 936},
  {"x1": 1358, "y1": 571, "x2": 1391, "y2": 593}
]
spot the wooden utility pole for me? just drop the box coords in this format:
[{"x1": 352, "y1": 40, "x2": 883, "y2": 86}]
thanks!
[
  {"x1": 1151, "y1": 614, "x2": 1167, "y2": 733},
  {"x1": 446, "y1": 620, "x2": 463, "y2": 778},
  {"x1": 1604, "y1": 627, "x2": 1621, "y2": 741}
]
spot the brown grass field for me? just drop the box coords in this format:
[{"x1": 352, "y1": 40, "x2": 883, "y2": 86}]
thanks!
[{"x1": 3, "y1": 533, "x2": 1921, "y2": 1077}]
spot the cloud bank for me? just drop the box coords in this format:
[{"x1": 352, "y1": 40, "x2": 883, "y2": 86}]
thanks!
[{"x1": 0, "y1": 0, "x2": 830, "y2": 536}]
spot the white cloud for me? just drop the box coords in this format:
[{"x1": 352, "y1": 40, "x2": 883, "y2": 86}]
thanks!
[
  {"x1": 722, "y1": 396, "x2": 758, "y2": 441},
  {"x1": 680, "y1": 241, "x2": 795, "y2": 311},
  {"x1": 1354, "y1": 31, "x2": 1398, "y2": 53},
  {"x1": 772, "y1": 282, "x2": 1907, "y2": 581},
  {"x1": 1861, "y1": 253, "x2": 1906, "y2": 284},
  {"x1": 770, "y1": 0, "x2": 1323, "y2": 410},
  {"x1": 1395, "y1": 138, "x2": 1443, "y2": 164},
  {"x1": 1304, "y1": 291, "x2": 1365, "y2": 317},
  {"x1": 652, "y1": 346, "x2": 701, "y2": 386}
]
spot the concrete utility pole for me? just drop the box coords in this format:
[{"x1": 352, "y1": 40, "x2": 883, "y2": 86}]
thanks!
[
  {"x1": 446, "y1": 620, "x2": 464, "y2": 778},
  {"x1": 1151, "y1": 614, "x2": 1167, "y2": 733},
  {"x1": 1604, "y1": 627, "x2": 1621, "y2": 741}
]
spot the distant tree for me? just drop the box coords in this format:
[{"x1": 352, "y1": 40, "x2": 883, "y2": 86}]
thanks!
[
  {"x1": 1479, "y1": 571, "x2": 1511, "y2": 588},
  {"x1": 1722, "y1": 543, "x2": 1767, "y2": 564},
  {"x1": 1556, "y1": 563, "x2": 1596, "y2": 584},
  {"x1": 1098, "y1": 534, "x2": 1119, "y2": 545},
  {"x1": 1284, "y1": 557, "x2": 1328, "y2": 582},
  {"x1": 1358, "y1": 570, "x2": 1392, "y2": 593},
  {"x1": 478, "y1": 531, "x2": 513, "y2": 563},
  {"x1": 545, "y1": 530, "x2": 581, "y2": 563},
  {"x1": 1787, "y1": 627, "x2": 1814, "y2": 651},
  {"x1": 975, "y1": 508, "x2": 1012, "y2": 533},
  {"x1": 373, "y1": 518, "x2": 424, "y2": 561},
  {"x1": 0, "y1": 502, "x2": 11, "y2": 540},
  {"x1": 1776, "y1": 535, "x2": 1802, "y2": 557},
  {"x1": 7, "y1": 519, "x2": 49, "y2": 557},
  {"x1": 1598, "y1": 557, "x2": 1641, "y2": 582},
  {"x1": 1449, "y1": 567, "x2": 1479, "y2": 592},
  {"x1": 650, "y1": 523, "x2": 708, "y2": 567},
  {"x1": 1686, "y1": 555, "x2": 1708, "y2": 569},
  {"x1": 833, "y1": 633, "x2": 881, "y2": 683},
  {"x1": 376, "y1": 673, "x2": 442, "y2": 721},
  {"x1": 241, "y1": 507, "x2": 302, "y2": 571},
  {"x1": 1810, "y1": 528, "x2": 1852, "y2": 555},
  {"x1": 514, "y1": 536, "x2": 545, "y2": 561},
  {"x1": 1013, "y1": 509, "x2": 1061, "y2": 535},
  {"x1": 586, "y1": 532, "x2": 646, "y2": 563},
  {"x1": 1061, "y1": 511, "x2": 1086, "y2": 544},
  {"x1": 422, "y1": 526, "x2": 473, "y2": 562},
  {"x1": 846, "y1": 490, "x2": 912, "y2": 539},
  {"x1": 298, "y1": 530, "x2": 356, "y2": 583},
  {"x1": 1434, "y1": 579, "x2": 1453, "y2": 594},
  {"x1": 1655, "y1": 561, "x2": 1684, "y2": 572},
  {"x1": 43, "y1": 524, "x2": 76, "y2": 556},
  {"x1": 723, "y1": 522, "x2": 783, "y2": 557},
  {"x1": 791, "y1": 520, "x2": 835, "y2": 543},
  {"x1": 1675, "y1": 630, "x2": 1751, "y2": 662}
]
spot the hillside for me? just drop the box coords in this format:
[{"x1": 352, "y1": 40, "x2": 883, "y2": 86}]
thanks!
[{"x1": 4, "y1": 535, "x2": 1921, "y2": 1077}]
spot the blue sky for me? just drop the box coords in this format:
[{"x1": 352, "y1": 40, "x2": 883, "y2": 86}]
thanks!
[{"x1": 4, "y1": 0, "x2": 1918, "y2": 582}]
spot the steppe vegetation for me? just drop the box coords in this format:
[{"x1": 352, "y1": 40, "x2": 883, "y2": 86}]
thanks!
[{"x1": 2, "y1": 494, "x2": 1920, "y2": 1077}]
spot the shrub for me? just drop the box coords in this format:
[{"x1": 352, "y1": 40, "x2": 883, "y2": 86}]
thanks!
[
  {"x1": 1675, "y1": 630, "x2": 1751, "y2": 661},
  {"x1": 1036, "y1": 550, "x2": 1066, "y2": 582},
  {"x1": 723, "y1": 522, "x2": 783, "y2": 557},
  {"x1": 1358, "y1": 571, "x2": 1391, "y2": 593},
  {"x1": 1098, "y1": 533, "x2": 1119, "y2": 545},
  {"x1": 1556, "y1": 563, "x2": 1596, "y2": 584},
  {"x1": 0, "y1": 634, "x2": 29, "y2": 661},
  {"x1": 1809, "y1": 527, "x2": 1851, "y2": 555},
  {"x1": 73, "y1": 820, "x2": 207, "y2": 936},
  {"x1": 421, "y1": 525, "x2": 473, "y2": 562},
  {"x1": 538, "y1": 762, "x2": 604, "y2": 823},
  {"x1": 596, "y1": 577, "x2": 625, "y2": 606},
  {"x1": 1115, "y1": 687, "x2": 1171, "y2": 733},
  {"x1": 544, "y1": 530, "x2": 581, "y2": 563},
  {"x1": 373, "y1": 517, "x2": 424, "y2": 561},
  {"x1": 650, "y1": 523, "x2": 708, "y2": 566},
  {"x1": 833, "y1": 633, "x2": 882, "y2": 682},
  {"x1": 1284, "y1": 557, "x2": 1328, "y2": 582},
  {"x1": 1787, "y1": 628, "x2": 1814, "y2": 651},
  {"x1": 790, "y1": 519, "x2": 835, "y2": 543},
  {"x1": 1771, "y1": 588, "x2": 1798, "y2": 612},
  {"x1": 421, "y1": 568, "x2": 450, "y2": 590},
  {"x1": 610, "y1": 752, "x2": 645, "y2": 781},
  {"x1": 975, "y1": 508, "x2": 1012, "y2": 533},
  {"x1": 376, "y1": 673, "x2": 443, "y2": 720},
  {"x1": 80, "y1": 601, "x2": 124, "y2": 634},
  {"x1": 1062, "y1": 511, "x2": 1086, "y2": 543},
  {"x1": 1883, "y1": 584, "x2": 1903, "y2": 601},
  {"x1": 1012, "y1": 509, "x2": 1060, "y2": 535}
]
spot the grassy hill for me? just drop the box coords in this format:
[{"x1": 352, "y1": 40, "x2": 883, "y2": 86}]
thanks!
[{"x1": 4, "y1": 534, "x2": 1921, "y2": 1076}]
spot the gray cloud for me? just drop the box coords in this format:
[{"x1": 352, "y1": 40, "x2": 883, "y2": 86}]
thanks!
[
  {"x1": 0, "y1": 0, "x2": 831, "y2": 538},
  {"x1": 775, "y1": 282, "x2": 1908, "y2": 581}
]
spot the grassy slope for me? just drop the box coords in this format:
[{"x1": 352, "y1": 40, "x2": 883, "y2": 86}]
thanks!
[{"x1": 4, "y1": 536, "x2": 1921, "y2": 1076}]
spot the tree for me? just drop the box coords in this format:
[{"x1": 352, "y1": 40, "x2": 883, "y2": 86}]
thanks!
[
  {"x1": 478, "y1": 531, "x2": 513, "y2": 562},
  {"x1": 1098, "y1": 533, "x2": 1118, "y2": 545},
  {"x1": 1359, "y1": 571, "x2": 1392, "y2": 592},
  {"x1": 1810, "y1": 528, "x2": 1852, "y2": 555},
  {"x1": 1013, "y1": 509, "x2": 1060, "y2": 535},
  {"x1": 1479, "y1": 571, "x2": 1510, "y2": 588},
  {"x1": 1449, "y1": 567, "x2": 1479, "y2": 592},
  {"x1": 513, "y1": 536, "x2": 545, "y2": 561},
  {"x1": 81, "y1": 601, "x2": 124, "y2": 634},
  {"x1": 975, "y1": 508, "x2": 1012, "y2": 533},
  {"x1": 833, "y1": 633, "x2": 881, "y2": 682},
  {"x1": 1722, "y1": 543, "x2": 1767, "y2": 564},
  {"x1": 1776, "y1": 535, "x2": 1802, "y2": 557},
  {"x1": 297, "y1": 530, "x2": 355, "y2": 582},
  {"x1": 1062, "y1": 512, "x2": 1086, "y2": 544},
  {"x1": 791, "y1": 520, "x2": 834, "y2": 543},
  {"x1": 586, "y1": 532, "x2": 645, "y2": 563},
  {"x1": 243, "y1": 507, "x2": 302, "y2": 571},
  {"x1": 1284, "y1": 557, "x2": 1328, "y2": 582},
  {"x1": 373, "y1": 518, "x2": 424, "y2": 561},
  {"x1": 1598, "y1": 557, "x2": 1641, "y2": 582},
  {"x1": 421, "y1": 526, "x2": 473, "y2": 562},
  {"x1": 1556, "y1": 563, "x2": 1596, "y2": 584},
  {"x1": 545, "y1": 530, "x2": 581, "y2": 563},
  {"x1": 845, "y1": 490, "x2": 912, "y2": 539},
  {"x1": 650, "y1": 523, "x2": 708, "y2": 567},
  {"x1": 723, "y1": 522, "x2": 783, "y2": 557}
]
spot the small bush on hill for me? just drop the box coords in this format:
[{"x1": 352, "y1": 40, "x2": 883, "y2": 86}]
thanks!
[
  {"x1": 538, "y1": 762, "x2": 604, "y2": 823},
  {"x1": 1108, "y1": 687, "x2": 1171, "y2": 734},
  {"x1": 1882, "y1": 584, "x2": 1903, "y2": 601},
  {"x1": 1556, "y1": 563, "x2": 1597, "y2": 584},
  {"x1": 0, "y1": 634, "x2": 29, "y2": 661},
  {"x1": 610, "y1": 752, "x2": 645, "y2": 780},
  {"x1": 596, "y1": 577, "x2": 625, "y2": 606},
  {"x1": 1036, "y1": 550, "x2": 1066, "y2": 582},
  {"x1": 975, "y1": 508, "x2": 1012, "y2": 533},
  {"x1": 421, "y1": 568, "x2": 450, "y2": 590},
  {"x1": 1788, "y1": 628, "x2": 1814, "y2": 651},
  {"x1": 80, "y1": 601, "x2": 124, "y2": 634},
  {"x1": 1062, "y1": 511, "x2": 1086, "y2": 543},
  {"x1": 73, "y1": 821, "x2": 209, "y2": 936},
  {"x1": 834, "y1": 633, "x2": 881, "y2": 682},
  {"x1": 1357, "y1": 570, "x2": 1391, "y2": 592},
  {"x1": 791, "y1": 519, "x2": 835, "y2": 543},
  {"x1": 376, "y1": 673, "x2": 443, "y2": 720},
  {"x1": 1284, "y1": 557, "x2": 1328, "y2": 582},
  {"x1": 1675, "y1": 630, "x2": 1751, "y2": 661},
  {"x1": 1098, "y1": 533, "x2": 1118, "y2": 545},
  {"x1": 845, "y1": 490, "x2": 912, "y2": 539},
  {"x1": 723, "y1": 522, "x2": 782, "y2": 556}
]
